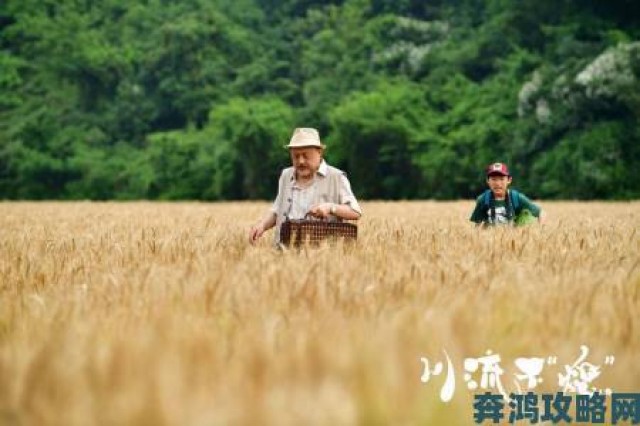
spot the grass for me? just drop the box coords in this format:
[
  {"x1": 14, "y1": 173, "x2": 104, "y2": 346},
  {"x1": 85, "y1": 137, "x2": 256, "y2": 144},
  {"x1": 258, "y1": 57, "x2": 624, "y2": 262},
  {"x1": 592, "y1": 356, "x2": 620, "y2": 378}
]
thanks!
[{"x1": 0, "y1": 201, "x2": 639, "y2": 425}]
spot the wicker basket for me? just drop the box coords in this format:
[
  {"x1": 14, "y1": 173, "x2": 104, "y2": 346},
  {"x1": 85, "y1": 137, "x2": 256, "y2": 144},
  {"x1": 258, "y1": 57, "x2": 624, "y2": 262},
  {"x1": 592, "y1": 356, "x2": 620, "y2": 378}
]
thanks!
[{"x1": 280, "y1": 218, "x2": 357, "y2": 247}]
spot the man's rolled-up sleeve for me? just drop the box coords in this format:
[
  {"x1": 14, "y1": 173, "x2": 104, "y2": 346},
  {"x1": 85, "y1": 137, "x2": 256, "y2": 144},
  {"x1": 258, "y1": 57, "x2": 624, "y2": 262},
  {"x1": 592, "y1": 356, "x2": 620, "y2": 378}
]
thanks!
[{"x1": 339, "y1": 174, "x2": 362, "y2": 216}]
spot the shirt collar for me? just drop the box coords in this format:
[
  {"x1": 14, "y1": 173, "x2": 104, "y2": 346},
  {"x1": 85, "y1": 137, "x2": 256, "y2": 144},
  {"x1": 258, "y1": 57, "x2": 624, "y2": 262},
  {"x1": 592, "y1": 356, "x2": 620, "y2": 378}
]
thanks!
[{"x1": 317, "y1": 160, "x2": 328, "y2": 177}]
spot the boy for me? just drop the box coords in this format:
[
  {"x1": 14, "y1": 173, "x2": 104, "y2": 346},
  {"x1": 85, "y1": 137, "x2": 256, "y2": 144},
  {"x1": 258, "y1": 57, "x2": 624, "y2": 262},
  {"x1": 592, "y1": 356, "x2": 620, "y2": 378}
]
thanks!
[{"x1": 470, "y1": 162, "x2": 544, "y2": 226}]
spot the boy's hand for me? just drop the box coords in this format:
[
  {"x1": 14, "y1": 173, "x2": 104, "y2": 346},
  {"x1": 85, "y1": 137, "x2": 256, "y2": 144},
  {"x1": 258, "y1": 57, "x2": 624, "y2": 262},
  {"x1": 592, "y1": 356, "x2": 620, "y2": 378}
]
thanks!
[{"x1": 538, "y1": 211, "x2": 546, "y2": 225}]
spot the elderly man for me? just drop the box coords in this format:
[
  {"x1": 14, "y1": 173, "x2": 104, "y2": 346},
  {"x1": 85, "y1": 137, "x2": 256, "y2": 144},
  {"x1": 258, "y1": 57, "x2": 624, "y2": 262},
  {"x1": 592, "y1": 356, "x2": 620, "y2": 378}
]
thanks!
[{"x1": 249, "y1": 127, "x2": 362, "y2": 245}]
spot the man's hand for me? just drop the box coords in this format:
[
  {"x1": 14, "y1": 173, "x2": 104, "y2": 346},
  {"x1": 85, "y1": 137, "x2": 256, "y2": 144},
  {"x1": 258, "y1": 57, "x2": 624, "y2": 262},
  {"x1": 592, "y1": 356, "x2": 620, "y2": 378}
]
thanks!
[
  {"x1": 308, "y1": 202, "x2": 334, "y2": 219},
  {"x1": 248, "y1": 212, "x2": 277, "y2": 245},
  {"x1": 249, "y1": 223, "x2": 265, "y2": 245}
]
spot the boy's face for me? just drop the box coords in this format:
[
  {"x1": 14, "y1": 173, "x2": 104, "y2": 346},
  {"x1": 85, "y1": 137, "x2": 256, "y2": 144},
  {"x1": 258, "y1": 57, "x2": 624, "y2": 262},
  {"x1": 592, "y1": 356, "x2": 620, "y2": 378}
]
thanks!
[{"x1": 486, "y1": 174, "x2": 512, "y2": 199}]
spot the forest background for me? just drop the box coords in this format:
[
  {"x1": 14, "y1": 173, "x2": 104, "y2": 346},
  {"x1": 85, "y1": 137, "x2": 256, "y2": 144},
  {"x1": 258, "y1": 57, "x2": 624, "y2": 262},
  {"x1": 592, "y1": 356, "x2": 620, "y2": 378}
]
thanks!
[{"x1": 1, "y1": 0, "x2": 639, "y2": 201}]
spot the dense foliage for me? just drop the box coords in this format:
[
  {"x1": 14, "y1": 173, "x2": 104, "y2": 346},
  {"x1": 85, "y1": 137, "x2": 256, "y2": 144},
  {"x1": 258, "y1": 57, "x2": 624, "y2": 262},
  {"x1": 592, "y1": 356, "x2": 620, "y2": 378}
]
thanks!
[{"x1": 1, "y1": 0, "x2": 639, "y2": 200}]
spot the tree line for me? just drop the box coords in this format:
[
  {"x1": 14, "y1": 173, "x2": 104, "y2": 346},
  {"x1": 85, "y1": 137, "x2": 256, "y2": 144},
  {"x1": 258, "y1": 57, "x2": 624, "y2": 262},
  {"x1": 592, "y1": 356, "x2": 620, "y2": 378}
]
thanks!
[{"x1": 1, "y1": 0, "x2": 639, "y2": 200}]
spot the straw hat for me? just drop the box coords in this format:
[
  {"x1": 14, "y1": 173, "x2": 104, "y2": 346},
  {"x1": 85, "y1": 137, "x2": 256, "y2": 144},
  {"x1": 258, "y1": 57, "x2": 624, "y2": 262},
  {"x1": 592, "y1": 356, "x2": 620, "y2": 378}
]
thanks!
[{"x1": 284, "y1": 128, "x2": 325, "y2": 149}]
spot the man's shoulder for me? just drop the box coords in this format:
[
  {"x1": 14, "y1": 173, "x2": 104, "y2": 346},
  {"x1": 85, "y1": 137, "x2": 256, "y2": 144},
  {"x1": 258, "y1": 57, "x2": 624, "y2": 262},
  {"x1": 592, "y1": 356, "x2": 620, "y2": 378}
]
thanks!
[
  {"x1": 280, "y1": 167, "x2": 295, "y2": 178},
  {"x1": 324, "y1": 163, "x2": 346, "y2": 177}
]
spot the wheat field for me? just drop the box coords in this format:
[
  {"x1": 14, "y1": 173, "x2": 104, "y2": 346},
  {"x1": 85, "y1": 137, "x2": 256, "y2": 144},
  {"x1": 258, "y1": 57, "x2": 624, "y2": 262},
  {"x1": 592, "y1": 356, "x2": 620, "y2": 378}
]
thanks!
[{"x1": 0, "y1": 201, "x2": 638, "y2": 425}]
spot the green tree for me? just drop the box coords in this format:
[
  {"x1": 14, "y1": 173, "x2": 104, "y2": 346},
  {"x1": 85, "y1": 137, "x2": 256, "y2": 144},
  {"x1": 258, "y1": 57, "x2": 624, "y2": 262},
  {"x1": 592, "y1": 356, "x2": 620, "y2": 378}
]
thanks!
[
  {"x1": 204, "y1": 97, "x2": 295, "y2": 199},
  {"x1": 329, "y1": 80, "x2": 426, "y2": 199}
]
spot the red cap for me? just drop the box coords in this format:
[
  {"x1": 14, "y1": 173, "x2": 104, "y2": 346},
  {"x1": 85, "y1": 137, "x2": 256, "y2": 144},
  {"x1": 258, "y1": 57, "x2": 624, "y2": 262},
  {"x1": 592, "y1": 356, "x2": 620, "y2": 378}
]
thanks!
[{"x1": 486, "y1": 162, "x2": 510, "y2": 177}]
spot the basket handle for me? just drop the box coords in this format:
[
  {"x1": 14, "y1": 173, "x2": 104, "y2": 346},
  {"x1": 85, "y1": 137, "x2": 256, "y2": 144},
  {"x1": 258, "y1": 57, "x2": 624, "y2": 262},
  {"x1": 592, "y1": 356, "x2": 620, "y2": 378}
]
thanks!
[{"x1": 304, "y1": 212, "x2": 330, "y2": 222}]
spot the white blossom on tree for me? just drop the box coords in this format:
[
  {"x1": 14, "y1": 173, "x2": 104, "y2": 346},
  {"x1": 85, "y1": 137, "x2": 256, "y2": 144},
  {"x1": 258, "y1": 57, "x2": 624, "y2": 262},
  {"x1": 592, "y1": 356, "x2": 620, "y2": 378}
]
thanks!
[
  {"x1": 517, "y1": 70, "x2": 542, "y2": 117},
  {"x1": 575, "y1": 42, "x2": 640, "y2": 99}
]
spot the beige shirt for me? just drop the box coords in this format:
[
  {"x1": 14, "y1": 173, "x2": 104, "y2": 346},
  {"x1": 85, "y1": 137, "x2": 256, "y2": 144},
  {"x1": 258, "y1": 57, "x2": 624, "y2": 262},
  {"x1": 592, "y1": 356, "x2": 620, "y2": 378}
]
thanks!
[{"x1": 270, "y1": 160, "x2": 362, "y2": 244}]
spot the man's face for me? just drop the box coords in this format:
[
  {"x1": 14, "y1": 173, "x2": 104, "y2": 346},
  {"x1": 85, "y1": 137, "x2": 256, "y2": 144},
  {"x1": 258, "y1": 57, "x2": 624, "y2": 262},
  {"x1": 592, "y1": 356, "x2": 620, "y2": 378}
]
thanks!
[
  {"x1": 486, "y1": 174, "x2": 512, "y2": 198},
  {"x1": 290, "y1": 147, "x2": 323, "y2": 179}
]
